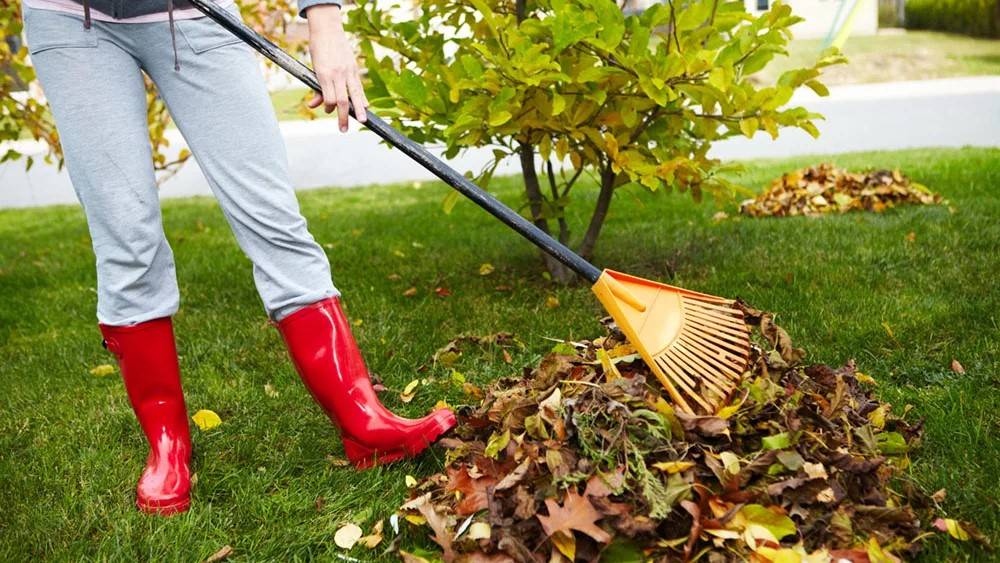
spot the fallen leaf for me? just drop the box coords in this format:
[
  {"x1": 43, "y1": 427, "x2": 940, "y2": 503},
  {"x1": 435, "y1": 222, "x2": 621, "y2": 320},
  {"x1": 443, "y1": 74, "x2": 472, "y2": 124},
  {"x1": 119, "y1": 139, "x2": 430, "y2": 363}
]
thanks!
[
  {"x1": 403, "y1": 287, "x2": 418, "y2": 297},
  {"x1": 401, "y1": 379, "x2": 420, "y2": 403},
  {"x1": 359, "y1": 520, "x2": 384, "y2": 548},
  {"x1": 401, "y1": 493, "x2": 454, "y2": 558},
  {"x1": 545, "y1": 295, "x2": 560, "y2": 309},
  {"x1": 263, "y1": 383, "x2": 279, "y2": 398},
  {"x1": 89, "y1": 364, "x2": 115, "y2": 377},
  {"x1": 405, "y1": 475, "x2": 418, "y2": 488},
  {"x1": 934, "y1": 518, "x2": 969, "y2": 541},
  {"x1": 479, "y1": 263, "x2": 495, "y2": 276},
  {"x1": 537, "y1": 489, "x2": 611, "y2": 544},
  {"x1": 191, "y1": 409, "x2": 222, "y2": 431},
  {"x1": 334, "y1": 523, "x2": 364, "y2": 549},
  {"x1": 204, "y1": 545, "x2": 233, "y2": 563},
  {"x1": 652, "y1": 461, "x2": 696, "y2": 474},
  {"x1": 950, "y1": 359, "x2": 965, "y2": 374},
  {"x1": 468, "y1": 522, "x2": 491, "y2": 540},
  {"x1": 550, "y1": 530, "x2": 576, "y2": 560},
  {"x1": 435, "y1": 287, "x2": 452, "y2": 298},
  {"x1": 446, "y1": 465, "x2": 498, "y2": 515},
  {"x1": 399, "y1": 550, "x2": 430, "y2": 563}
]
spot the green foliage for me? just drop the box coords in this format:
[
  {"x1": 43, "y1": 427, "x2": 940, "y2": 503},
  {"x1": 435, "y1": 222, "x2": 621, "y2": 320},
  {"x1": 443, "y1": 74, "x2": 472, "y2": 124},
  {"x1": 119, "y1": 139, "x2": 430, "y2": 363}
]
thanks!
[
  {"x1": 0, "y1": 1, "x2": 309, "y2": 172},
  {"x1": 905, "y1": 0, "x2": 1000, "y2": 38},
  {"x1": 348, "y1": 0, "x2": 843, "y2": 266}
]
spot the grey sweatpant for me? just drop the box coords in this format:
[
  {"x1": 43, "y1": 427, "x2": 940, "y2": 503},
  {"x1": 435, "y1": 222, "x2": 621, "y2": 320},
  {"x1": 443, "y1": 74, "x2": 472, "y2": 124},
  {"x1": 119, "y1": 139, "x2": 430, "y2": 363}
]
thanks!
[{"x1": 23, "y1": 3, "x2": 338, "y2": 325}]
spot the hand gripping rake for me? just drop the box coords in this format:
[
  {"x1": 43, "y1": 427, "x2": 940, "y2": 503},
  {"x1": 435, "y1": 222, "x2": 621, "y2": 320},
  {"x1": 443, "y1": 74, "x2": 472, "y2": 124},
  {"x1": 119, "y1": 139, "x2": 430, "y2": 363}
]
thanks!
[{"x1": 189, "y1": 0, "x2": 751, "y2": 414}]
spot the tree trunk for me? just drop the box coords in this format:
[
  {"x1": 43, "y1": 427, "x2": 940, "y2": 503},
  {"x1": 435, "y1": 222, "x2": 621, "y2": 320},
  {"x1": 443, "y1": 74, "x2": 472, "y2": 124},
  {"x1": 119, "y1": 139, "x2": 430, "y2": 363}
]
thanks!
[
  {"x1": 579, "y1": 166, "x2": 616, "y2": 261},
  {"x1": 518, "y1": 142, "x2": 575, "y2": 284}
]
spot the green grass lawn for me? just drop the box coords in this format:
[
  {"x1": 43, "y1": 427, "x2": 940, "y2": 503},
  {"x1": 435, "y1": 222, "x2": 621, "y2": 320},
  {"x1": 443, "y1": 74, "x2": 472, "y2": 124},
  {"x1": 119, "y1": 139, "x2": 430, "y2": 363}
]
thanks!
[
  {"x1": 1, "y1": 147, "x2": 998, "y2": 561},
  {"x1": 759, "y1": 30, "x2": 1000, "y2": 85}
]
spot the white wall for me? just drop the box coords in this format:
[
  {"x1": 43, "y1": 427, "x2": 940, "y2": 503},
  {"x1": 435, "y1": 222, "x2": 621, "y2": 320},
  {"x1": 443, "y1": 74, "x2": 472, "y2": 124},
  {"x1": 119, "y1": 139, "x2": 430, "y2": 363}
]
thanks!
[
  {"x1": 628, "y1": 0, "x2": 879, "y2": 40},
  {"x1": 745, "y1": 0, "x2": 879, "y2": 39}
]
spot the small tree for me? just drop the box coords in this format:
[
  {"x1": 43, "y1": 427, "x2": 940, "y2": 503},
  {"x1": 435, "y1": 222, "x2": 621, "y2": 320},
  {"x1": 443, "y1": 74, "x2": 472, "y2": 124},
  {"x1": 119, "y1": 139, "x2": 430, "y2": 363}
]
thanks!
[
  {"x1": 349, "y1": 0, "x2": 843, "y2": 282},
  {"x1": 1, "y1": 1, "x2": 308, "y2": 175}
]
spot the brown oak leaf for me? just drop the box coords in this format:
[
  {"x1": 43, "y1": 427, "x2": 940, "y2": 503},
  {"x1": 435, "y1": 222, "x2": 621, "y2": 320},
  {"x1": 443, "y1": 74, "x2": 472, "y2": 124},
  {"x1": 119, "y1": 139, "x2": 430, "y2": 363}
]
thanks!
[
  {"x1": 537, "y1": 489, "x2": 611, "y2": 544},
  {"x1": 447, "y1": 465, "x2": 497, "y2": 516}
]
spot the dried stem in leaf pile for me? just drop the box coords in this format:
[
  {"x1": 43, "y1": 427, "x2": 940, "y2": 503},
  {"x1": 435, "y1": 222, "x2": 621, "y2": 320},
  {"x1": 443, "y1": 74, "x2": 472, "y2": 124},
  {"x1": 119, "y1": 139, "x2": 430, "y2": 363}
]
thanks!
[
  {"x1": 739, "y1": 164, "x2": 941, "y2": 218},
  {"x1": 397, "y1": 303, "x2": 989, "y2": 562}
]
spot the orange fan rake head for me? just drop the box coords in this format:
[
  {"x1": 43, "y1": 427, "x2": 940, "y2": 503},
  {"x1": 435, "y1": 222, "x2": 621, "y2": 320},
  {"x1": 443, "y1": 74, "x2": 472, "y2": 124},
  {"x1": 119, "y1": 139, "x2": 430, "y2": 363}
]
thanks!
[{"x1": 592, "y1": 270, "x2": 751, "y2": 414}]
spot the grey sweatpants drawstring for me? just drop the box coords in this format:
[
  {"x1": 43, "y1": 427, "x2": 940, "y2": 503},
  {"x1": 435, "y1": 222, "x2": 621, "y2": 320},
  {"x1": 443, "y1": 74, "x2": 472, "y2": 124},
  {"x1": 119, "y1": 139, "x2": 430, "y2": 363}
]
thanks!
[
  {"x1": 167, "y1": 0, "x2": 180, "y2": 71},
  {"x1": 79, "y1": 0, "x2": 180, "y2": 71}
]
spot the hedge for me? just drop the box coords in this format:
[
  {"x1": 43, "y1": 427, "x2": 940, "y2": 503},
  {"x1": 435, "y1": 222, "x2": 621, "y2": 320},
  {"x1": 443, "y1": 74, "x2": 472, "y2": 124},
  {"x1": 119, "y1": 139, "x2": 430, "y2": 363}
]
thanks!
[{"x1": 905, "y1": 0, "x2": 1000, "y2": 37}]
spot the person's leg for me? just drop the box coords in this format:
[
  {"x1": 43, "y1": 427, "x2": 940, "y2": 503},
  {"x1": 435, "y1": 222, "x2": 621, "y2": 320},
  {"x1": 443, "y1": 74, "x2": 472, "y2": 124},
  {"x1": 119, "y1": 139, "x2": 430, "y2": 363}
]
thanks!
[
  {"x1": 138, "y1": 7, "x2": 335, "y2": 322},
  {"x1": 25, "y1": 6, "x2": 191, "y2": 513},
  {"x1": 139, "y1": 11, "x2": 454, "y2": 468},
  {"x1": 25, "y1": 8, "x2": 180, "y2": 325}
]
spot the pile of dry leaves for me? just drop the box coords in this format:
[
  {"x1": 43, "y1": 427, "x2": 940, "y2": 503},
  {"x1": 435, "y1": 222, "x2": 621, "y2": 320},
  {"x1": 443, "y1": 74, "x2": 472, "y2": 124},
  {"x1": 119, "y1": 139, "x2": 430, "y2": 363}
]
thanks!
[
  {"x1": 739, "y1": 163, "x2": 940, "y2": 218},
  {"x1": 395, "y1": 303, "x2": 987, "y2": 562}
]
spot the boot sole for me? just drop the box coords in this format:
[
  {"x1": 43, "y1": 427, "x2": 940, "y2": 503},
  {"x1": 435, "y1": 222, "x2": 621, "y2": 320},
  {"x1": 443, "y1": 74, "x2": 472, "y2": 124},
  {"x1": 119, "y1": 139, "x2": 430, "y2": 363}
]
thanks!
[
  {"x1": 138, "y1": 496, "x2": 190, "y2": 515},
  {"x1": 343, "y1": 411, "x2": 457, "y2": 469}
]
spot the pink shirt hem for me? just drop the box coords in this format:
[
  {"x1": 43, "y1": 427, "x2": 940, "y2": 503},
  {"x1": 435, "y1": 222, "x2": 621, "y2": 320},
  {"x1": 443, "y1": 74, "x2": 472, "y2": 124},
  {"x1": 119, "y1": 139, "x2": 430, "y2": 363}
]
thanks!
[{"x1": 22, "y1": 0, "x2": 235, "y2": 23}]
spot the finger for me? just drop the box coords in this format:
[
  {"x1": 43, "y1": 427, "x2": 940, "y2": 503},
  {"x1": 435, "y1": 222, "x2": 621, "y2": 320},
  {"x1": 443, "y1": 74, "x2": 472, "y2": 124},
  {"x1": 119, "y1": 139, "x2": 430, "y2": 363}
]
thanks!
[
  {"x1": 347, "y1": 78, "x2": 367, "y2": 123},
  {"x1": 322, "y1": 77, "x2": 338, "y2": 114},
  {"x1": 306, "y1": 92, "x2": 323, "y2": 109},
  {"x1": 334, "y1": 74, "x2": 350, "y2": 132}
]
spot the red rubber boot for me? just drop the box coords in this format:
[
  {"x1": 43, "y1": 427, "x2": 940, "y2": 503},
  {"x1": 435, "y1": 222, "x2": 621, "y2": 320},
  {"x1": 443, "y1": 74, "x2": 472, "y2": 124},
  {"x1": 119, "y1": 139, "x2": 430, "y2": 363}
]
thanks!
[
  {"x1": 277, "y1": 298, "x2": 456, "y2": 468},
  {"x1": 100, "y1": 318, "x2": 192, "y2": 515}
]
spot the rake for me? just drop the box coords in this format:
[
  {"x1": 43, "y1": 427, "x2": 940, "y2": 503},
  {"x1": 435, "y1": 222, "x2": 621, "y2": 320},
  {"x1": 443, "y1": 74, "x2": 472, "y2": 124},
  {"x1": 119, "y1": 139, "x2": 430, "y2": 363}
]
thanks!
[{"x1": 189, "y1": 0, "x2": 751, "y2": 414}]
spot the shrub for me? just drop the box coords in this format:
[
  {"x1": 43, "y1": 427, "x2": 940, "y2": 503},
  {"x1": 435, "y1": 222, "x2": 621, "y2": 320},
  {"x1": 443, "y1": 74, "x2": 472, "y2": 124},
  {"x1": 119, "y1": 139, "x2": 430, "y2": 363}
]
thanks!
[
  {"x1": 905, "y1": 0, "x2": 1000, "y2": 38},
  {"x1": 348, "y1": 0, "x2": 843, "y2": 281}
]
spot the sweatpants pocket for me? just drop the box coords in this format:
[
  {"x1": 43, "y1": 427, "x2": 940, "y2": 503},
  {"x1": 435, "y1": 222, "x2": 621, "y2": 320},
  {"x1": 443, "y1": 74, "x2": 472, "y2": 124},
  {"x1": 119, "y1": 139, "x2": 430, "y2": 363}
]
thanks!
[
  {"x1": 23, "y1": 8, "x2": 99, "y2": 54},
  {"x1": 175, "y1": 4, "x2": 244, "y2": 54}
]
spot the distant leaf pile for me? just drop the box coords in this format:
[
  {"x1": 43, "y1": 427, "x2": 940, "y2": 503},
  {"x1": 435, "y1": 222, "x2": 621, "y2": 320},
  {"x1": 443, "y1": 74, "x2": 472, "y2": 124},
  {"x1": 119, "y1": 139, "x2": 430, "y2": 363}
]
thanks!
[
  {"x1": 739, "y1": 164, "x2": 941, "y2": 218},
  {"x1": 397, "y1": 303, "x2": 986, "y2": 562}
]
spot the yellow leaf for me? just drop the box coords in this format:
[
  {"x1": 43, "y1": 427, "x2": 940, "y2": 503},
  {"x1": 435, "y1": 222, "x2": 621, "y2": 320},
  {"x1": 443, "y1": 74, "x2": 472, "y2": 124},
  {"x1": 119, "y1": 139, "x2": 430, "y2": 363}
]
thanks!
[
  {"x1": 478, "y1": 262, "x2": 495, "y2": 276},
  {"x1": 404, "y1": 514, "x2": 426, "y2": 526},
  {"x1": 433, "y1": 399, "x2": 451, "y2": 411},
  {"x1": 405, "y1": 475, "x2": 418, "y2": 488},
  {"x1": 597, "y1": 348, "x2": 621, "y2": 382},
  {"x1": 488, "y1": 111, "x2": 512, "y2": 126},
  {"x1": 545, "y1": 295, "x2": 560, "y2": 309},
  {"x1": 719, "y1": 451, "x2": 741, "y2": 474},
  {"x1": 652, "y1": 461, "x2": 696, "y2": 474},
  {"x1": 551, "y1": 93, "x2": 566, "y2": 116},
  {"x1": 334, "y1": 523, "x2": 364, "y2": 549},
  {"x1": 550, "y1": 530, "x2": 576, "y2": 560},
  {"x1": 855, "y1": 371, "x2": 878, "y2": 385},
  {"x1": 191, "y1": 409, "x2": 222, "y2": 431},
  {"x1": 353, "y1": 318, "x2": 363, "y2": 326},
  {"x1": 868, "y1": 405, "x2": 887, "y2": 429},
  {"x1": 359, "y1": 520, "x2": 384, "y2": 548},
  {"x1": 403, "y1": 379, "x2": 420, "y2": 395},
  {"x1": 468, "y1": 522, "x2": 491, "y2": 540},
  {"x1": 936, "y1": 518, "x2": 970, "y2": 541},
  {"x1": 716, "y1": 393, "x2": 746, "y2": 420},
  {"x1": 89, "y1": 364, "x2": 116, "y2": 377}
]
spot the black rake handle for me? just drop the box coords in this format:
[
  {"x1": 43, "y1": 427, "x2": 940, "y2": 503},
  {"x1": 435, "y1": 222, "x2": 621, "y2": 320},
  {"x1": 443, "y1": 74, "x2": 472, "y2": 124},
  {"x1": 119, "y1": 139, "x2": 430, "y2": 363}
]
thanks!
[{"x1": 188, "y1": 0, "x2": 603, "y2": 284}]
